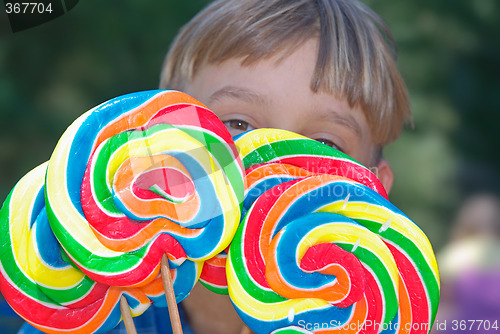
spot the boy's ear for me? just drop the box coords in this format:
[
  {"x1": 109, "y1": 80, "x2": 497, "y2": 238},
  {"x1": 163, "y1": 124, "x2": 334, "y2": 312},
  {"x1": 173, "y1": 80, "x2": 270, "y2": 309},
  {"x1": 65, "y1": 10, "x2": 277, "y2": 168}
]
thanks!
[{"x1": 375, "y1": 159, "x2": 394, "y2": 194}]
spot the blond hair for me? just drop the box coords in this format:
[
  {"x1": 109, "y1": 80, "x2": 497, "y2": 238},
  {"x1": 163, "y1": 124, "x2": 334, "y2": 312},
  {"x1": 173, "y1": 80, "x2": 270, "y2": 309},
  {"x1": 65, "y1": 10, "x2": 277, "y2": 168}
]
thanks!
[{"x1": 160, "y1": 0, "x2": 411, "y2": 146}]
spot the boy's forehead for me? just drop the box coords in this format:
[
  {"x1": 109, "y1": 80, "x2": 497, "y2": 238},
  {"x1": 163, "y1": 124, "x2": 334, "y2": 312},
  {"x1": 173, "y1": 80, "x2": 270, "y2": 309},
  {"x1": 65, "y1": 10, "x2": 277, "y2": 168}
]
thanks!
[{"x1": 193, "y1": 39, "x2": 319, "y2": 94}]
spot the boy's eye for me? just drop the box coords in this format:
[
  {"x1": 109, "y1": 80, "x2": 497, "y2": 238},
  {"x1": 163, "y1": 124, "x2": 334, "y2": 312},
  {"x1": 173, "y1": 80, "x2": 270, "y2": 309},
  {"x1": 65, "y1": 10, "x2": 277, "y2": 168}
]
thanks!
[
  {"x1": 315, "y1": 138, "x2": 342, "y2": 151},
  {"x1": 223, "y1": 119, "x2": 255, "y2": 132}
]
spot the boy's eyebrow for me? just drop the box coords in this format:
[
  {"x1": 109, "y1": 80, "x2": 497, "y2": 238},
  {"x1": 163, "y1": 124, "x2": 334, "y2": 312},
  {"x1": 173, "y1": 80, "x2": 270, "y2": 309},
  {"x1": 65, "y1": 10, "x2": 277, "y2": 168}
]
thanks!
[
  {"x1": 208, "y1": 86, "x2": 270, "y2": 106},
  {"x1": 317, "y1": 110, "x2": 363, "y2": 138}
]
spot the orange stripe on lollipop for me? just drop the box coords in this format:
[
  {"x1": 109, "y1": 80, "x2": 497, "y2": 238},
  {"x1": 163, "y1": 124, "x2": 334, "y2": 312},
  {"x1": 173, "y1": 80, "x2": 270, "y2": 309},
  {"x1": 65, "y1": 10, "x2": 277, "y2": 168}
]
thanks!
[
  {"x1": 91, "y1": 217, "x2": 202, "y2": 253},
  {"x1": 140, "y1": 275, "x2": 169, "y2": 296},
  {"x1": 314, "y1": 296, "x2": 369, "y2": 334},
  {"x1": 93, "y1": 91, "x2": 206, "y2": 152},
  {"x1": 339, "y1": 296, "x2": 369, "y2": 334},
  {"x1": 204, "y1": 254, "x2": 227, "y2": 267},
  {"x1": 395, "y1": 274, "x2": 412, "y2": 334},
  {"x1": 81, "y1": 287, "x2": 150, "y2": 333}
]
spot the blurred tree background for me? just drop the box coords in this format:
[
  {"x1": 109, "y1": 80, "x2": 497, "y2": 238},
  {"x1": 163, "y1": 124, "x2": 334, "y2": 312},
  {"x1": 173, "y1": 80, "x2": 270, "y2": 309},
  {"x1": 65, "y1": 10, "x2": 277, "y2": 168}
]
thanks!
[{"x1": 0, "y1": 0, "x2": 499, "y2": 330}]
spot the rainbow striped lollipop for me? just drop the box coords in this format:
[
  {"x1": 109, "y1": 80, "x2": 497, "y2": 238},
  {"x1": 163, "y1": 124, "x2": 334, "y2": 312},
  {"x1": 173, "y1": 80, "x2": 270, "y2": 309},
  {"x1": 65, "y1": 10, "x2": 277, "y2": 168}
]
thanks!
[
  {"x1": 0, "y1": 163, "x2": 196, "y2": 333},
  {"x1": 199, "y1": 129, "x2": 389, "y2": 295},
  {"x1": 44, "y1": 90, "x2": 244, "y2": 287},
  {"x1": 227, "y1": 174, "x2": 439, "y2": 334}
]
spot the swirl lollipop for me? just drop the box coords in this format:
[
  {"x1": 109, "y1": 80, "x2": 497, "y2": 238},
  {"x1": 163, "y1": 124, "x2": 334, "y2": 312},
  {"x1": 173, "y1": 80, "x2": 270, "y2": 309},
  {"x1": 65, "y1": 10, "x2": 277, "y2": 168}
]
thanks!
[
  {"x1": 44, "y1": 90, "x2": 244, "y2": 287},
  {"x1": 227, "y1": 174, "x2": 440, "y2": 334},
  {"x1": 200, "y1": 129, "x2": 389, "y2": 294},
  {"x1": 0, "y1": 163, "x2": 199, "y2": 333}
]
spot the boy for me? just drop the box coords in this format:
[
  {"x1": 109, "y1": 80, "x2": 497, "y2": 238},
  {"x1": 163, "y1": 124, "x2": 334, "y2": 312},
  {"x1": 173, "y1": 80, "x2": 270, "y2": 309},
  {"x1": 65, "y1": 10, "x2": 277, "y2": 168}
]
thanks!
[{"x1": 159, "y1": 0, "x2": 411, "y2": 333}]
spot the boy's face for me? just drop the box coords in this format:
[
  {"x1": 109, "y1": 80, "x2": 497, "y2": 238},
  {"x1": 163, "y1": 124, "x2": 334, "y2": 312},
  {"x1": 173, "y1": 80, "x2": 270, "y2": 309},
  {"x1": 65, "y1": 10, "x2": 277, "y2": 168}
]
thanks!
[{"x1": 186, "y1": 39, "x2": 376, "y2": 168}]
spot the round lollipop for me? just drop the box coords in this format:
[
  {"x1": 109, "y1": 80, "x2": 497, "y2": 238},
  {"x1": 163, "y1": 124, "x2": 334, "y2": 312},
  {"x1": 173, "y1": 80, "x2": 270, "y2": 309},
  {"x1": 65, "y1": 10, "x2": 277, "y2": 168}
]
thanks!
[
  {"x1": 227, "y1": 174, "x2": 440, "y2": 334},
  {"x1": 44, "y1": 90, "x2": 244, "y2": 287},
  {"x1": 0, "y1": 163, "x2": 183, "y2": 333},
  {"x1": 200, "y1": 129, "x2": 389, "y2": 295}
]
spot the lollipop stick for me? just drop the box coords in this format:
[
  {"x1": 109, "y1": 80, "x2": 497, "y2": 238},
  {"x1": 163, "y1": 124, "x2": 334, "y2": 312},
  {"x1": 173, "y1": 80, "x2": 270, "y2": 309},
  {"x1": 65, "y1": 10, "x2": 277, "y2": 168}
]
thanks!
[
  {"x1": 161, "y1": 253, "x2": 183, "y2": 334},
  {"x1": 119, "y1": 295, "x2": 138, "y2": 334}
]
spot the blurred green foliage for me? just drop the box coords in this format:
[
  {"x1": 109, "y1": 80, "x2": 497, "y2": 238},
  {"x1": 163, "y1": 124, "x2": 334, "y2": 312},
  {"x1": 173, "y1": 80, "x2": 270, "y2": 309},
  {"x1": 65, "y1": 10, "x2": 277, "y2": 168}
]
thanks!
[
  {"x1": 0, "y1": 0, "x2": 499, "y2": 253},
  {"x1": 366, "y1": 0, "x2": 500, "y2": 248}
]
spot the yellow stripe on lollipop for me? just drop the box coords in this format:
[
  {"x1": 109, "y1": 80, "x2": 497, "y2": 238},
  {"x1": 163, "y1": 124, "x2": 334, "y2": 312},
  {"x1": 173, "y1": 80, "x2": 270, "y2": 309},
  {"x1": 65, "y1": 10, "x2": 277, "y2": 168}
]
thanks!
[
  {"x1": 27, "y1": 228, "x2": 86, "y2": 288},
  {"x1": 46, "y1": 111, "x2": 124, "y2": 257},
  {"x1": 10, "y1": 163, "x2": 47, "y2": 281},
  {"x1": 318, "y1": 201, "x2": 440, "y2": 279},
  {"x1": 9, "y1": 163, "x2": 85, "y2": 288},
  {"x1": 296, "y1": 223, "x2": 399, "y2": 285},
  {"x1": 237, "y1": 129, "x2": 307, "y2": 158}
]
